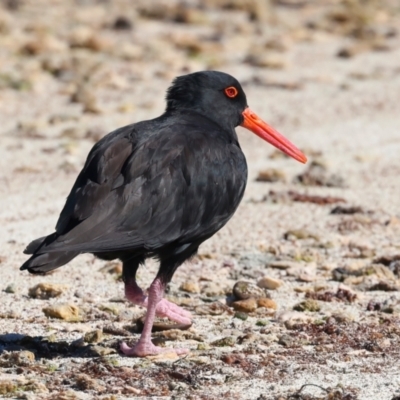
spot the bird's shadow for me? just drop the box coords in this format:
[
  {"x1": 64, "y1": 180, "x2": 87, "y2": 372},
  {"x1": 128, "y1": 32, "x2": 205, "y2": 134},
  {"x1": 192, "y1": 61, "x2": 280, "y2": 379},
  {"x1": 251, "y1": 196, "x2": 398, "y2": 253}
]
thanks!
[{"x1": 0, "y1": 333, "x2": 120, "y2": 360}]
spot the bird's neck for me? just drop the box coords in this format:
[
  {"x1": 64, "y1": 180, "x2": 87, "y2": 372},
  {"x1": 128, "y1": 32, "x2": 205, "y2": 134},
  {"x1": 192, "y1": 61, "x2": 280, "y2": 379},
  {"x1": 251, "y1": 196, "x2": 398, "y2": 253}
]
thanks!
[{"x1": 165, "y1": 108, "x2": 239, "y2": 144}]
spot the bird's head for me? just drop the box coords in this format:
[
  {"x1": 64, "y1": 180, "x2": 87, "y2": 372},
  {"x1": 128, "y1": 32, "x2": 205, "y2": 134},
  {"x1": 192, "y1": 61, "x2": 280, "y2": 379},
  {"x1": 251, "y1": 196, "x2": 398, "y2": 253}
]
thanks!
[{"x1": 166, "y1": 71, "x2": 307, "y2": 164}]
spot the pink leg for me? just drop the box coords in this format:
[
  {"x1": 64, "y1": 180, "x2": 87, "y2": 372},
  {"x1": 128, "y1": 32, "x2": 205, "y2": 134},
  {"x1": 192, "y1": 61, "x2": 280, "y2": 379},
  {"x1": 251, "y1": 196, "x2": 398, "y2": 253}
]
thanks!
[
  {"x1": 120, "y1": 278, "x2": 189, "y2": 357},
  {"x1": 125, "y1": 279, "x2": 192, "y2": 324}
]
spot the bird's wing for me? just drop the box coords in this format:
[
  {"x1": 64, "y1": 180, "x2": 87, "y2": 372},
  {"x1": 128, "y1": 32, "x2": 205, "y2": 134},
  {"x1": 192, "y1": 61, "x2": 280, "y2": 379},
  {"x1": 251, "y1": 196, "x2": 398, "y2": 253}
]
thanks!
[
  {"x1": 40, "y1": 123, "x2": 246, "y2": 254},
  {"x1": 55, "y1": 124, "x2": 136, "y2": 234}
]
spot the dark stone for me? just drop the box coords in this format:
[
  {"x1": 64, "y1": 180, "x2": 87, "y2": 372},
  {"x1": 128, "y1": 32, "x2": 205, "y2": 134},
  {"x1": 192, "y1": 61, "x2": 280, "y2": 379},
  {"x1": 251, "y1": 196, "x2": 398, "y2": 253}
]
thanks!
[{"x1": 112, "y1": 16, "x2": 133, "y2": 30}]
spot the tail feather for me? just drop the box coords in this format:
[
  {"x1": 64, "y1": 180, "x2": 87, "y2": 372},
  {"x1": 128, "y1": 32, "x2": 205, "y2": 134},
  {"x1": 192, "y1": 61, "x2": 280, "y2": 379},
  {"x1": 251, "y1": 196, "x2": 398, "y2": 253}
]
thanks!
[
  {"x1": 23, "y1": 232, "x2": 58, "y2": 255},
  {"x1": 20, "y1": 251, "x2": 78, "y2": 274},
  {"x1": 21, "y1": 232, "x2": 78, "y2": 274}
]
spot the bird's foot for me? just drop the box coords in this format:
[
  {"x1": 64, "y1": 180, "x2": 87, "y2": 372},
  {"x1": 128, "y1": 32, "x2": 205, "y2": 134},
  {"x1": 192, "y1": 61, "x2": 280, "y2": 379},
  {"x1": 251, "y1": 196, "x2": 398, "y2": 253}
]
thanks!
[
  {"x1": 120, "y1": 341, "x2": 189, "y2": 357},
  {"x1": 155, "y1": 298, "x2": 192, "y2": 325},
  {"x1": 125, "y1": 285, "x2": 192, "y2": 324}
]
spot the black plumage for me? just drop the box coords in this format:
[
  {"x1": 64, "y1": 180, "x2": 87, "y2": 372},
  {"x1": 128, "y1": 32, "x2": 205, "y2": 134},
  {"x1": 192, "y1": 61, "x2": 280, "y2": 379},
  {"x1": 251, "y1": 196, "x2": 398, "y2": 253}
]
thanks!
[
  {"x1": 21, "y1": 71, "x2": 306, "y2": 356},
  {"x1": 21, "y1": 110, "x2": 247, "y2": 276}
]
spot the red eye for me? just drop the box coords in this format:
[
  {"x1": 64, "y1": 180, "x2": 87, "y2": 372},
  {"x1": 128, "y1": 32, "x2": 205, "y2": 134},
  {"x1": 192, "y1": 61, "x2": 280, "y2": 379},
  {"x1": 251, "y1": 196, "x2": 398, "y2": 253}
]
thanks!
[{"x1": 225, "y1": 86, "x2": 238, "y2": 98}]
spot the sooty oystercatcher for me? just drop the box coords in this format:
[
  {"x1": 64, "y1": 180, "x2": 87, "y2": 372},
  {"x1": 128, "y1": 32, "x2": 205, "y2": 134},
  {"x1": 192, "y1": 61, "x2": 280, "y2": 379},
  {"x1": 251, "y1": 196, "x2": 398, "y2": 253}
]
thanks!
[{"x1": 21, "y1": 71, "x2": 307, "y2": 356}]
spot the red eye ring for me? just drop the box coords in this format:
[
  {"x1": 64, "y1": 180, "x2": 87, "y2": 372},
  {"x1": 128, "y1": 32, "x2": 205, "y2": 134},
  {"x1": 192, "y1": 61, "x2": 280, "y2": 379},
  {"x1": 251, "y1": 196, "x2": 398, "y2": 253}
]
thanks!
[{"x1": 225, "y1": 86, "x2": 238, "y2": 98}]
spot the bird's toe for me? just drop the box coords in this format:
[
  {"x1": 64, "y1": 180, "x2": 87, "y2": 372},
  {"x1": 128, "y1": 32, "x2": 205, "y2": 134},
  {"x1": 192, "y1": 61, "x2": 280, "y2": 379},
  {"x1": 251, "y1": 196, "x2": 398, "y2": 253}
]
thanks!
[
  {"x1": 120, "y1": 341, "x2": 188, "y2": 357},
  {"x1": 155, "y1": 299, "x2": 192, "y2": 324}
]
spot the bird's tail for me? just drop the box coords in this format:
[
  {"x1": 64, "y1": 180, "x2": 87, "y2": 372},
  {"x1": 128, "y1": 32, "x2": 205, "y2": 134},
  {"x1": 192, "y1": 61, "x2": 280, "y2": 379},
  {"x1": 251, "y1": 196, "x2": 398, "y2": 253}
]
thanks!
[{"x1": 20, "y1": 233, "x2": 78, "y2": 274}]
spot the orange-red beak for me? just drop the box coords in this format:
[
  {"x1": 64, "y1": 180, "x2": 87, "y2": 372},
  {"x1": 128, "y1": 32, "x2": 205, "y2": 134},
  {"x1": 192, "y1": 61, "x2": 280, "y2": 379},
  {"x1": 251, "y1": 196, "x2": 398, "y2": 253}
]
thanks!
[{"x1": 241, "y1": 108, "x2": 307, "y2": 164}]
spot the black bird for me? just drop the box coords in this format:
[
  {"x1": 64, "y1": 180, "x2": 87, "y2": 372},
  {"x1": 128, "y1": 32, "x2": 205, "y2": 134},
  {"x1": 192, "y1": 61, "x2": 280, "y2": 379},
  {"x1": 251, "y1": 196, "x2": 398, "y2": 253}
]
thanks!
[{"x1": 21, "y1": 71, "x2": 306, "y2": 356}]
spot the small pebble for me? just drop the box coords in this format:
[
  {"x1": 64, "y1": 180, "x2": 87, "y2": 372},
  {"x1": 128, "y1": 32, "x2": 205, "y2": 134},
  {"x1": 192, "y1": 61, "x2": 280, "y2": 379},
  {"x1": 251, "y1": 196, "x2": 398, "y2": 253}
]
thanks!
[
  {"x1": 278, "y1": 334, "x2": 294, "y2": 347},
  {"x1": 297, "y1": 273, "x2": 316, "y2": 283},
  {"x1": 197, "y1": 343, "x2": 210, "y2": 351},
  {"x1": 42, "y1": 303, "x2": 81, "y2": 321},
  {"x1": 90, "y1": 346, "x2": 116, "y2": 357},
  {"x1": 294, "y1": 161, "x2": 346, "y2": 188},
  {"x1": 234, "y1": 311, "x2": 248, "y2": 320},
  {"x1": 257, "y1": 276, "x2": 282, "y2": 290},
  {"x1": 232, "y1": 298, "x2": 257, "y2": 313},
  {"x1": 238, "y1": 333, "x2": 258, "y2": 344},
  {"x1": 4, "y1": 283, "x2": 17, "y2": 293},
  {"x1": 246, "y1": 52, "x2": 287, "y2": 69},
  {"x1": 201, "y1": 282, "x2": 225, "y2": 296},
  {"x1": 180, "y1": 281, "x2": 200, "y2": 293},
  {"x1": 368, "y1": 281, "x2": 400, "y2": 291},
  {"x1": 256, "y1": 168, "x2": 286, "y2": 183},
  {"x1": 257, "y1": 298, "x2": 277, "y2": 310},
  {"x1": 99, "y1": 304, "x2": 121, "y2": 316},
  {"x1": 268, "y1": 261, "x2": 300, "y2": 270},
  {"x1": 161, "y1": 329, "x2": 185, "y2": 341},
  {"x1": 284, "y1": 229, "x2": 319, "y2": 240},
  {"x1": 84, "y1": 330, "x2": 103, "y2": 344},
  {"x1": 221, "y1": 354, "x2": 241, "y2": 364},
  {"x1": 99, "y1": 261, "x2": 122, "y2": 275},
  {"x1": 29, "y1": 283, "x2": 66, "y2": 299},
  {"x1": 233, "y1": 281, "x2": 266, "y2": 300},
  {"x1": 112, "y1": 16, "x2": 133, "y2": 30},
  {"x1": 211, "y1": 336, "x2": 236, "y2": 347},
  {"x1": 10, "y1": 350, "x2": 35, "y2": 366},
  {"x1": 293, "y1": 299, "x2": 321, "y2": 312},
  {"x1": 195, "y1": 302, "x2": 230, "y2": 316},
  {"x1": 278, "y1": 311, "x2": 312, "y2": 329},
  {"x1": 103, "y1": 325, "x2": 131, "y2": 337}
]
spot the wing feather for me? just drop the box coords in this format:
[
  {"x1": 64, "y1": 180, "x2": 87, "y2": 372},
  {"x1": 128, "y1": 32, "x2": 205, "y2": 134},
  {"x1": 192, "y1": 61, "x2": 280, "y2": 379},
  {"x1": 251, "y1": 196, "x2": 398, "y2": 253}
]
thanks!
[
  {"x1": 38, "y1": 118, "x2": 247, "y2": 255},
  {"x1": 56, "y1": 130, "x2": 134, "y2": 233}
]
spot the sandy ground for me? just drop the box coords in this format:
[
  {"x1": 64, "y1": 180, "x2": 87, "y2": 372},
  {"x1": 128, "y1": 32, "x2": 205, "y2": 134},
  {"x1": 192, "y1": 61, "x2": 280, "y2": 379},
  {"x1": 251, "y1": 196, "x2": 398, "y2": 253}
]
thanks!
[{"x1": 1, "y1": 1, "x2": 400, "y2": 399}]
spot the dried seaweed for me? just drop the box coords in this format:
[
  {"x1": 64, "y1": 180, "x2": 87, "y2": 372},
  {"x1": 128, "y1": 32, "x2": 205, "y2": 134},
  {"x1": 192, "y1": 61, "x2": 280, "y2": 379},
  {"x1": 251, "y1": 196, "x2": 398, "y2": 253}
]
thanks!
[{"x1": 305, "y1": 289, "x2": 357, "y2": 303}]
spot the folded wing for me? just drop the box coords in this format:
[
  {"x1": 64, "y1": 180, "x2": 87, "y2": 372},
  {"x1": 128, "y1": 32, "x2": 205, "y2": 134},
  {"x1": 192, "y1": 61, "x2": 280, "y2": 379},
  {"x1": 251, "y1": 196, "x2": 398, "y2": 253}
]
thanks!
[{"x1": 35, "y1": 122, "x2": 246, "y2": 255}]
